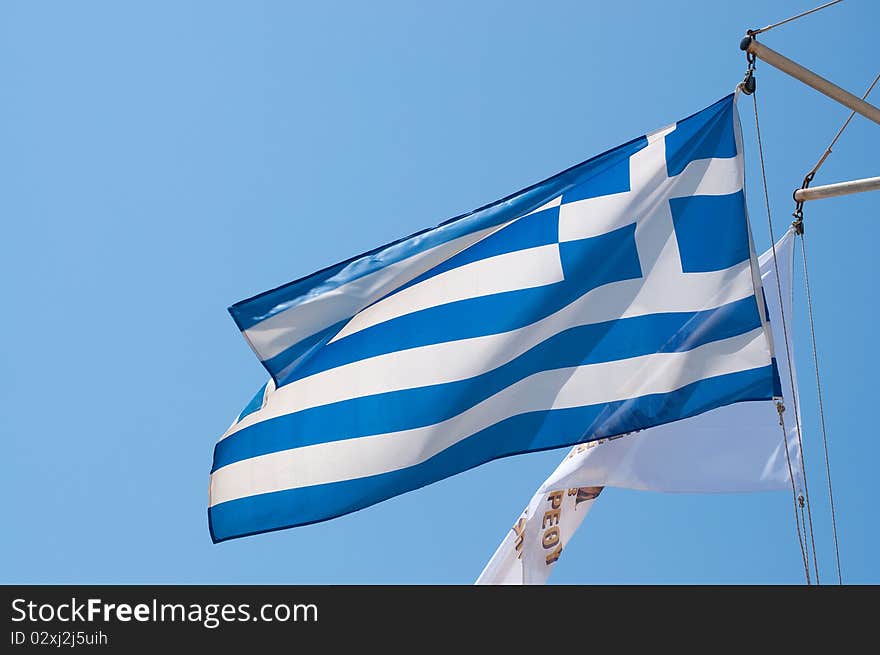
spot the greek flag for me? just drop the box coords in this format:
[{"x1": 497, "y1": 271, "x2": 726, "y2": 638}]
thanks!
[{"x1": 209, "y1": 93, "x2": 779, "y2": 543}]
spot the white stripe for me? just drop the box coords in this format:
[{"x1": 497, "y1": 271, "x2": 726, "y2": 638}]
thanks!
[
  {"x1": 243, "y1": 219, "x2": 517, "y2": 362},
  {"x1": 223, "y1": 257, "x2": 756, "y2": 440},
  {"x1": 210, "y1": 327, "x2": 770, "y2": 505},
  {"x1": 557, "y1": 191, "x2": 630, "y2": 242},
  {"x1": 330, "y1": 244, "x2": 564, "y2": 343}
]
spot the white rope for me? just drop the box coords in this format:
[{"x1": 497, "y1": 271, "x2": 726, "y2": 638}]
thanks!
[{"x1": 748, "y1": 0, "x2": 845, "y2": 36}]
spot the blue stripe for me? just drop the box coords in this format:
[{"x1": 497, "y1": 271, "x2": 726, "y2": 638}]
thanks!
[
  {"x1": 664, "y1": 93, "x2": 736, "y2": 178},
  {"x1": 266, "y1": 222, "x2": 642, "y2": 383},
  {"x1": 562, "y1": 149, "x2": 633, "y2": 203},
  {"x1": 209, "y1": 364, "x2": 775, "y2": 542},
  {"x1": 213, "y1": 295, "x2": 763, "y2": 472},
  {"x1": 236, "y1": 383, "x2": 267, "y2": 423},
  {"x1": 388, "y1": 205, "x2": 560, "y2": 297},
  {"x1": 771, "y1": 357, "x2": 783, "y2": 398},
  {"x1": 230, "y1": 135, "x2": 649, "y2": 331}
]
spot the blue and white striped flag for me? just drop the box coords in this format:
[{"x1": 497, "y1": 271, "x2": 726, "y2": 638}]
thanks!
[{"x1": 209, "y1": 93, "x2": 779, "y2": 542}]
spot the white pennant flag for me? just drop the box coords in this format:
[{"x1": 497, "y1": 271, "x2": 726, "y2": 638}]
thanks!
[{"x1": 477, "y1": 229, "x2": 803, "y2": 585}]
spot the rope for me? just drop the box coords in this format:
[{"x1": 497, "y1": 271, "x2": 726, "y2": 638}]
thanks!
[
  {"x1": 799, "y1": 500, "x2": 812, "y2": 575},
  {"x1": 751, "y1": 89, "x2": 819, "y2": 584},
  {"x1": 748, "y1": 0, "x2": 844, "y2": 36},
  {"x1": 781, "y1": 58, "x2": 880, "y2": 595},
  {"x1": 800, "y1": 72, "x2": 880, "y2": 191},
  {"x1": 777, "y1": 401, "x2": 812, "y2": 584},
  {"x1": 799, "y1": 232, "x2": 843, "y2": 583},
  {"x1": 785, "y1": 73, "x2": 880, "y2": 590},
  {"x1": 802, "y1": 459, "x2": 821, "y2": 583}
]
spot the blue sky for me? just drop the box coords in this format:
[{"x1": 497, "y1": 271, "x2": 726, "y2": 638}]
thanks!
[{"x1": 2, "y1": 1, "x2": 878, "y2": 584}]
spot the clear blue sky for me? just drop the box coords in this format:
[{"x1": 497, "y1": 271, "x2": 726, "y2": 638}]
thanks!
[{"x1": 2, "y1": 1, "x2": 877, "y2": 584}]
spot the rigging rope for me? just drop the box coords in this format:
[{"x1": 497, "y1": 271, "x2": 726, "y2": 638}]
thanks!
[
  {"x1": 777, "y1": 401, "x2": 811, "y2": 583},
  {"x1": 751, "y1": 88, "x2": 819, "y2": 584},
  {"x1": 798, "y1": 72, "x2": 880, "y2": 194},
  {"x1": 751, "y1": 23, "x2": 880, "y2": 592},
  {"x1": 748, "y1": 0, "x2": 845, "y2": 37},
  {"x1": 784, "y1": 73, "x2": 880, "y2": 584},
  {"x1": 741, "y1": 0, "x2": 859, "y2": 588},
  {"x1": 787, "y1": 71, "x2": 879, "y2": 587},
  {"x1": 799, "y1": 500, "x2": 812, "y2": 576},
  {"x1": 798, "y1": 232, "x2": 843, "y2": 584}
]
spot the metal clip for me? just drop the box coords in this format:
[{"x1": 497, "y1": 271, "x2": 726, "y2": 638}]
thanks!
[
  {"x1": 740, "y1": 68, "x2": 756, "y2": 95},
  {"x1": 791, "y1": 171, "x2": 814, "y2": 234},
  {"x1": 738, "y1": 36, "x2": 757, "y2": 95}
]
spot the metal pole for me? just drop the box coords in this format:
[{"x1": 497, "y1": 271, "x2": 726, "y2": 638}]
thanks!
[
  {"x1": 794, "y1": 176, "x2": 880, "y2": 202},
  {"x1": 741, "y1": 36, "x2": 880, "y2": 126}
]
